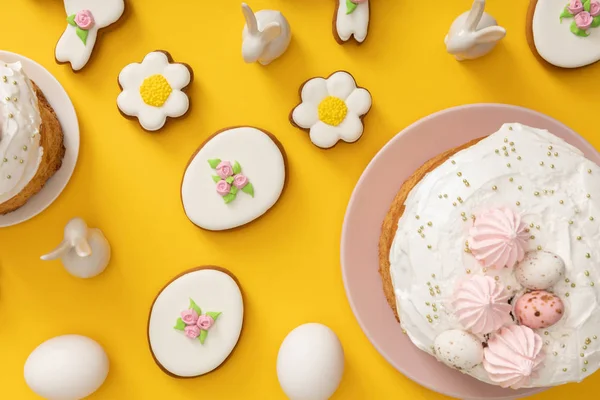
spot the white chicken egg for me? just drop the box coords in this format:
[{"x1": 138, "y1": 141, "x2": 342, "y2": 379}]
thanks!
[
  {"x1": 277, "y1": 323, "x2": 344, "y2": 400},
  {"x1": 434, "y1": 330, "x2": 483, "y2": 371},
  {"x1": 24, "y1": 335, "x2": 109, "y2": 400},
  {"x1": 515, "y1": 250, "x2": 565, "y2": 290}
]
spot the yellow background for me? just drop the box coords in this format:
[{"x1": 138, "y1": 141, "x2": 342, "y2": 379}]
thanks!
[{"x1": 1, "y1": 0, "x2": 599, "y2": 399}]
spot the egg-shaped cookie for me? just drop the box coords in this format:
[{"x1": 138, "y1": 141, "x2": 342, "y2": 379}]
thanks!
[
  {"x1": 181, "y1": 127, "x2": 287, "y2": 231},
  {"x1": 147, "y1": 267, "x2": 244, "y2": 378}
]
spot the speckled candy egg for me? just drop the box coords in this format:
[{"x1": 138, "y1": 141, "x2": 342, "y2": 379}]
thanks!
[
  {"x1": 515, "y1": 251, "x2": 565, "y2": 290},
  {"x1": 434, "y1": 330, "x2": 484, "y2": 371},
  {"x1": 515, "y1": 290, "x2": 564, "y2": 329}
]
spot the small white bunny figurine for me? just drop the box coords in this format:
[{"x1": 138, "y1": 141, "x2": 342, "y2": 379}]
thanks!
[
  {"x1": 241, "y1": 3, "x2": 291, "y2": 65},
  {"x1": 445, "y1": 0, "x2": 506, "y2": 61},
  {"x1": 41, "y1": 217, "x2": 111, "y2": 279}
]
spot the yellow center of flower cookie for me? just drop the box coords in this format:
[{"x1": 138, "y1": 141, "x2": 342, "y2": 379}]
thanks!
[
  {"x1": 139, "y1": 74, "x2": 172, "y2": 107},
  {"x1": 318, "y1": 96, "x2": 348, "y2": 126}
]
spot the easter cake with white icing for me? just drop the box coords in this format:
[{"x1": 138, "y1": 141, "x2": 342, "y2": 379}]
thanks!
[
  {"x1": 379, "y1": 123, "x2": 600, "y2": 388},
  {"x1": 0, "y1": 62, "x2": 64, "y2": 215}
]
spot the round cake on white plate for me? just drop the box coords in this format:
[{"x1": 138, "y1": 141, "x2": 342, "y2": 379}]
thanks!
[{"x1": 379, "y1": 123, "x2": 600, "y2": 389}]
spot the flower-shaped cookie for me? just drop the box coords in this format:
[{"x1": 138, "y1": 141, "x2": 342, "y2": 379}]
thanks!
[
  {"x1": 291, "y1": 71, "x2": 372, "y2": 149},
  {"x1": 117, "y1": 51, "x2": 191, "y2": 131}
]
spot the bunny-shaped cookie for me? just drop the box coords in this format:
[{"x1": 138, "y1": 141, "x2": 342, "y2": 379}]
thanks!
[
  {"x1": 241, "y1": 3, "x2": 291, "y2": 65},
  {"x1": 445, "y1": 0, "x2": 506, "y2": 61},
  {"x1": 41, "y1": 217, "x2": 111, "y2": 279},
  {"x1": 55, "y1": 0, "x2": 125, "y2": 71}
]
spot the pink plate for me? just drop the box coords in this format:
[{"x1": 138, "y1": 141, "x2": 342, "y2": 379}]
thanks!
[{"x1": 341, "y1": 104, "x2": 600, "y2": 400}]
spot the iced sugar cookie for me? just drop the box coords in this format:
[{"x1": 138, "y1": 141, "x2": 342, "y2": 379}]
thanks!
[
  {"x1": 148, "y1": 267, "x2": 244, "y2": 378},
  {"x1": 528, "y1": 0, "x2": 600, "y2": 68},
  {"x1": 117, "y1": 51, "x2": 192, "y2": 132},
  {"x1": 181, "y1": 127, "x2": 287, "y2": 231},
  {"x1": 55, "y1": 0, "x2": 125, "y2": 71},
  {"x1": 334, "y1": 0, "x2": 370, "y2": 44},
  {"x1": 291, "y1": 71, "x2": 372, "y2": 149}
]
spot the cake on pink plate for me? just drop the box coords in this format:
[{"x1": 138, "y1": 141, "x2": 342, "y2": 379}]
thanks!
[{"x1": 379, "y1": 123, "x2": 600, "y2": 388}]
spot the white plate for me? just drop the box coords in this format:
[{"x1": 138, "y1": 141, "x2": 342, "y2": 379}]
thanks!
[{"x1": 0, "y1": 51, "x2": 79, "y2": 227}]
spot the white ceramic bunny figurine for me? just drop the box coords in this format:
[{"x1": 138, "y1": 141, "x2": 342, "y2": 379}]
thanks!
[
  {"x1": 241, "y1": 3, "x2": 291, "y2": 65},
  {"x1": 55, "y1": 0, "x2": 125, "y2": 71},
  {"x1": 445, "y1": 0, "x2": 506, "y2": 61},
  {"x1": 41, "y1": 217, "x2": 111, "y2": 279}
]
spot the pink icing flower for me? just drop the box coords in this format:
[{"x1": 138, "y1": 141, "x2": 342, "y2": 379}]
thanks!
[
  {"x1": 590, "y1": 0, "x2": 600, "y2": 16},
  {"x1": 351, "y1": 0, "x2": 368, "y2": 3},
  {"x1": 576, "y1": 11, "x2": 594, "y2": 29},
  {"x1": 184, "y1": 325, "x2": 201, "y2": 339},
  {"x1": 181, "y1": 309, "x2": 199, "y2": 325},
  {"x1": 216, "y1": 180, "x2": 231, "y2": 196},
  {"x1": 216, "y1": 161, "x2": 234, "y2": 179},
  {"x1": 568, "y1": 0, "x2": 584, "y2": 14},
  {"x1": 233, "y1": 174, "x2": 249, "y2": 189},
  {"x1": 74, "y1": 10, "x2": 95, "y2": 30},
  {"x1": 197, "y1": 315, "x2": 215, "y2": 330}
]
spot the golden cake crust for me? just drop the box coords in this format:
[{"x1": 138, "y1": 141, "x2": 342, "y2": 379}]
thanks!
[
  {"x1": 378, "y1": 138, "x2": 484, "y2": 321},
  {"x1": 0, "y1": 82, "x2": 65, "y2": 215}
]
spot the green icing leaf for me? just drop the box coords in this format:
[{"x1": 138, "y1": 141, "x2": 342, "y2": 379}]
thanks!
[
  {"x1": 174, "y1": 318, "x2": 186, "y2": 331},
  {"x1": 67, "y1": 14, "x2": 77, "y2": 26},
  {"x1": 346, "y1": 0, "x2": 358, "y2": 14},
  {"x1": 560, "y1": 6, "x2": 574, "y2": 21},
  {"x1": 232, "y1": 161, "x2": 242, "y2": 175},
  {"x1": 199, "y1": 329, "x2": 208, "y2": 344},
  {"x1": 189, "y1": 298, "x2": 202, "y2": 315},
  {"x1": 593, "y1": 16, "x2": 600, "y2": 27},
  {"x1": 571, "y1": 21, "x2": 590, "y2": 36},
  {"x1": 241, "y1": 182, "x2": 254, "y2": 197},
  {"x1": 206, "y1": 311, "x2": 222, "y2": 321},
  {"x1": 208, "y1": 159, "x2": 221, "y2": 169},
  {"x1": 585, "y1": 0, "x2": 592, "y2": 12},
  {"x1": 212, "y1": 175, "x2": 221, "y2": 183},
  {"x1": 226, "y1": 176, "x2": 234, "y2": 184},
  {"x1": 75, "y1": 27, "x2": 89, "y2": 45},
  {"x1": 230, "y1": 186, "x2": 238, "y2": 195},
  {"x1": 223, "y1": 193, "x2": 236, "y2": 204}
]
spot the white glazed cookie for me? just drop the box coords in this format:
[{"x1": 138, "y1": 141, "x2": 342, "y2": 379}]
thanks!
[
  {"x1": 148, "y1": 267, "x2": 244, "y2": 378},
  {"x1": 334, "y1": 0, "x2": 370, "y2": 44},
  {"x1": 530, "y1": 0, "x2": 600, "y2": 68},
  {"x1": 55, "y1": 0, "x2": 125, "y2": 71},
  {"x1": 117, "y1": 51, "x2": 191, "y2": 132},
  {"x1": 291, "y1": 71, "x2": 372, "y2": 149},
  {"x1": 181, "y1": 127, "x2": 286, "y2": 231}
]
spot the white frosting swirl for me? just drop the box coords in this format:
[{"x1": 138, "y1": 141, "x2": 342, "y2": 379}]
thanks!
[
  {"x1": 0, "y1": 62, "x2": 43, "y2": 204},
  {"x1": 390, "y1": 123, "x2": 600, "y2": 387}
]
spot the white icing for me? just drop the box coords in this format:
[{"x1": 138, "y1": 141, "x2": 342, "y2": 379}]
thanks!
[
  {"x1": 0, "y1": 62, "x2": 43, "y2": 205},
  {"x1": 181, "y1": 127, "x2": 285, "y2": 231},
  {"x1": 533, "y1": 0, "x2": 600, "y2": 68},
  {"x1": 117, "y1": 52, "x2": 191, "y2": 131},
  {"x1": 336, "y1": 0, "x2": 369, "y2": 43},
  {"x1": 148, "y1": 269, "x2": 244, "y2": 377},
  {"x1": 291, "y1": 71, "x2": 371, "y2": 149},
  {"x1": 55, "y1": 0, "x2": 125, "y2": 71},
  {"x1": 390, "y1": 123, "x2": 600, "y2": 387}
]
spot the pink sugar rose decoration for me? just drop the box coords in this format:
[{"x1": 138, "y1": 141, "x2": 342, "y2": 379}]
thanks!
[
  {"x1": 197, "y1": 315, "x2": 215, "y2": 330},
  {"x1": 233, "y1": 174, "x2": 249, "y2": 189},
  {"x1": 216, "y1": 180, "x2": 231, "y2": 196},
  {"x1": 568, "y1": 0, "x2": 584, "y2": 13},
  {"x1": 591, "y1": 0, "x2": 600, "y2": 16},
  {"x1": 216, "y1": 161, "x2": 234, "y2": 179},
  {"x1": 184, "y1": 325, "x2": 201, "y2": 339},
  {"x1": 576, "y1": 10, "x2": 594, "y2": 28},
  {"x1": 181, "y1": 309, "x2": 199, "y2": 325},
  {"x1": 351, "y1": 0, "x2": 368, "y2": 3},
  {"x1": 468, "y1": 208, "x2": 529, "y2": 269},
  {"x1": 74, "y1": 10, "x2": 95, "y2": 29}
]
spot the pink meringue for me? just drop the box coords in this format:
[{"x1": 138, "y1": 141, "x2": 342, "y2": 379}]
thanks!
[
  {"x1": 468, "y1": 208, "x2": 529, "y2": 269},
  {"x1": 483, "y1": 325, "x2": 545, "y2": 389},
  {"x1": 452, "y1": 275, "x2": 512, "y2": 334}
]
